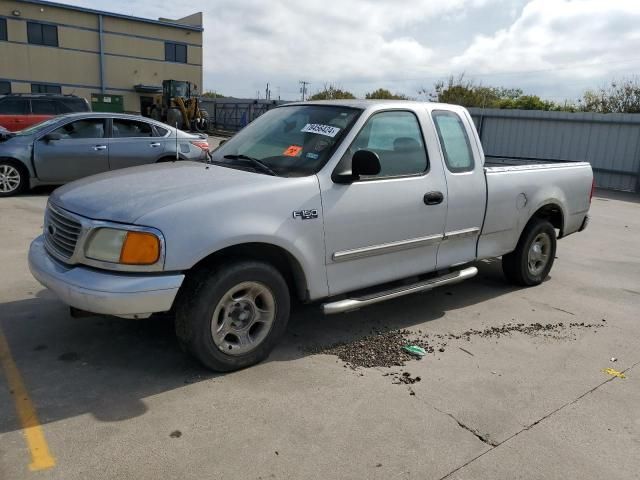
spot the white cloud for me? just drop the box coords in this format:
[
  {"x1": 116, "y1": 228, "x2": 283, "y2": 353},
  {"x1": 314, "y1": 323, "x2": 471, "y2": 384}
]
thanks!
[
  {"x1": 63, "y1": 0, "x2": 640, "y2": 100},
  {"x1": 452, "y1": 0, "x2": 640, "y2": 80}
]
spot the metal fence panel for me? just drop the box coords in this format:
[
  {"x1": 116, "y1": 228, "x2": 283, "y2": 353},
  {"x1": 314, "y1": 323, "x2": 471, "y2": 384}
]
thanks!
[
  {"x1": 469, "y1": 108, "x2": 640, "y2": 192},
  {"x1": 200, "y1": 99, "x2": 283, "y2": 132}
]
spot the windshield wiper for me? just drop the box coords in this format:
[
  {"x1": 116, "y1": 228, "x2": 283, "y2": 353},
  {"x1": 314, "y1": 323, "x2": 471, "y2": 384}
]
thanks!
[{"x1": 223, "y1": 154, "x2": 277, "y2": 176}]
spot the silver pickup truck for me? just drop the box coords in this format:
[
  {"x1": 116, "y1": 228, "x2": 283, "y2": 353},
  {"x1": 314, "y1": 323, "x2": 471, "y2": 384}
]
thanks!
[{"x1": 28, "y1": 100, "x2": 594, "y2": 371}]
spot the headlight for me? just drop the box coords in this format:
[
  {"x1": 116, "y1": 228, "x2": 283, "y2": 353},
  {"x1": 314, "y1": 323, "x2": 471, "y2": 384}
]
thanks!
[{"x1": 85, "y1": 228, "x2": 161, "y2": 265}]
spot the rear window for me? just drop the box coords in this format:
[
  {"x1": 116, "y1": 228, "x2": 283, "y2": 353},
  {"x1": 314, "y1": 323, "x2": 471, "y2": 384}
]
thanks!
[{"x1": 58, "y1": 98, "x2": 90, "y2": 113}]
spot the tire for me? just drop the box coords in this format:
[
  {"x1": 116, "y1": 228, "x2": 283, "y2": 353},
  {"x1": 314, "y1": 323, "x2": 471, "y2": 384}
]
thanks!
[
  {"x1": 502, "y1": 219, "x2": 557, "y2": 286},
  {"x1": 194, "y1": 109, "x2": 209, "y2": 133},
  {"x1": 0, "y1": 160, "x2": 28, "y2": 197},
  {"x1": 175, "y1": 260, "x2": 290, "y2": 372}
]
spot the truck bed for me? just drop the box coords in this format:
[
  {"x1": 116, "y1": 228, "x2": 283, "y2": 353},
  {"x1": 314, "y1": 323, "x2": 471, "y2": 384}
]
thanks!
[{"x1": 484, "y1": 155, "x2": 582, "y2": 171}]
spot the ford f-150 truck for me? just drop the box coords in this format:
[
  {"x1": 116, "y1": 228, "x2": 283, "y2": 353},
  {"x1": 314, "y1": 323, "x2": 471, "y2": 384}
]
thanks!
[{"x1": 28, "y1": 100, "x2": 594, "y2": 371}]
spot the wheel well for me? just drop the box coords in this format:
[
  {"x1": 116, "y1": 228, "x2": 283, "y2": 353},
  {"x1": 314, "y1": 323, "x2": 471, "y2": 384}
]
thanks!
[
  {"x1": 530, "y1": 203, "x2": 564, "y2": 237},
  {"x1": 0, "y1": 157, "x2": 29, "y2": 178},
  {"x1": 188, "y1": 243, "x2": 309, "y2": 301}
]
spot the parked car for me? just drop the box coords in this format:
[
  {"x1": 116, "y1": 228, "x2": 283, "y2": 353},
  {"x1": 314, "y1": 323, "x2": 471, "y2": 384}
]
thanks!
[
  {"x1": 0, "y1": 112, "x2": 210, "y2": 196},
  {"x1": 28, "y1": 100, "x2": 593, "y2": 371},
  {"x1": 0, "y1": 93, "x2": 90, "y2": 132}
]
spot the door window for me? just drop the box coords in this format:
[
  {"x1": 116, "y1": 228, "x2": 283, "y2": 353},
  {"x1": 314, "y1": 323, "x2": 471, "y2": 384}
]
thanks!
[
  {"x1": 432, "y1": 111, "x2": 475, "y2": 173},
  {"x1": 0, "y1": 80, "x2": 10, "y2": 95},
  {"x1": 112, "y1": 119, "x2": 154, "y2": 138},
  {"x1": 51, "y1": 119, "x2": 105, "y2": 139},
  {"x1": 31, "y1": 99, "x2": 58, "y2": 115},
  {"x1": 346, "y1": 111, "x2": 428, "y2": 178},
  {"x1": 0, "y1": 98, "x2": 28, "y2": 114}
]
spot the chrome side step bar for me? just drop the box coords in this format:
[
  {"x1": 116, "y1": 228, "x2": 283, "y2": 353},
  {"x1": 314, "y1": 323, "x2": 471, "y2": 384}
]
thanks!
[{"x1": 322, "y1": 266, "x2": 478, "y2": 315}]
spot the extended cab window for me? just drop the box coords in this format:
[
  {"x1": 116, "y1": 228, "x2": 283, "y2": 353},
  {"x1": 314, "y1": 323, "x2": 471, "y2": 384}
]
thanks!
[
  {"x1": 432, "y1": 111, "x2": 475, "y2": 173},
  {"x1": 347, "y1": 110, "x2": 428, "y2": 178},
  {"x1": 51, "y1": 119, "x2": 105, "y2": 139},
  {"x1": 112, "y1": 119, "x2": 154, "y2": 138}
]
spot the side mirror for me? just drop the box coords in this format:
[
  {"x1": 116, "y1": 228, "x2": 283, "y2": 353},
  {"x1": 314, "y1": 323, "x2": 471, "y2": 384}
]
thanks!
[
  {"x1": 333, "y1": 149, "x2": 381, "y2": 184},
  {"x1": 43, "y1": 133, "x2": 62, "y2": 142}
]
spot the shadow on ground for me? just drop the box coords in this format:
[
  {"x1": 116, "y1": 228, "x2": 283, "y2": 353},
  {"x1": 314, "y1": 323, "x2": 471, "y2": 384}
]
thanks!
[{"x1": 0, "y1": 259, "x2": 517, "y2": 433}]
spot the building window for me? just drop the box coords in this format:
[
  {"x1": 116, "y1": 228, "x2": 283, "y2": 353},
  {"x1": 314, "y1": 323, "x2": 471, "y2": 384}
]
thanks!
[
  {"x1": 165, "y1": 42, "x2": 187, "y2": 63},
  {"x1": 0, "y1": 18, "x2": 7, "y2": 41},
  {"x1": 27, "y1": 22, "x2": 58, "y2": 47},
  {"x1": 0, "y1": 80, "x2": 10, "y2": 94},
  {"x1": 31, "y1": 84, "x2": 62, "y2": 94}
]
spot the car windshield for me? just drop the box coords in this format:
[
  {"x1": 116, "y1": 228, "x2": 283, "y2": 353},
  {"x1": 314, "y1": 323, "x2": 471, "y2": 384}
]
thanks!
[
  {"x1": 211, "y1": 105, "x2": 362, "y2": 176},
  {"x1": 14, "y1": 117, "x2": 62, "y2": 136}
]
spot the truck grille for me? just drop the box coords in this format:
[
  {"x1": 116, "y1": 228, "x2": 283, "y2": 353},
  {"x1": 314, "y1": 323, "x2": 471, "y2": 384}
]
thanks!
[{"x1": 44, "y1": 205, "x2": 82, "y2": 259}]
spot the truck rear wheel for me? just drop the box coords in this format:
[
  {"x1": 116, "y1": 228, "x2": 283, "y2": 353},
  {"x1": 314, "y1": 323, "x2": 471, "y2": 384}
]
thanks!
[
  {"x1": 175, "y1": 260, "x2": 290, "y2": 371},
  {"x1": 502, "y1": 219, "x2": 556, "y2": 286}
]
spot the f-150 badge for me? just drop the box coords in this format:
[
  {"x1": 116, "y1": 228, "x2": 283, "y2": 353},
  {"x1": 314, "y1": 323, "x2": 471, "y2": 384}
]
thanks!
[{"x1": 292, "y1": 209, "x2": 318, "y2": 220}]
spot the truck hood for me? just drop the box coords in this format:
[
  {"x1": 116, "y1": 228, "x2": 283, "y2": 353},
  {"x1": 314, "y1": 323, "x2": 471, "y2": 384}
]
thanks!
[{"x1": 50, "y1": 162, "x2": 296, "y2": 224}]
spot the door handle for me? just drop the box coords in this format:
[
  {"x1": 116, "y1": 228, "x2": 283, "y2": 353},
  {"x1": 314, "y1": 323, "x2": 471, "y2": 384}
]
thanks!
[
  {"x1": 423, "y1": 191, "x2": 444, "y2": 205},
  {"x1": 93, "y1": 145, "x2": 107, "y2": 151},
  {"x1": 149, "y1": 142, "x2": 161, "y2": 147}
]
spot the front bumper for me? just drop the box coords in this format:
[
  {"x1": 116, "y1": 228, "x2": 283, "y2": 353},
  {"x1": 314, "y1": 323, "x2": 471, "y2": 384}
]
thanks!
[{"x1": 28, "y1": 236, "x2": 184, "y2": 318}]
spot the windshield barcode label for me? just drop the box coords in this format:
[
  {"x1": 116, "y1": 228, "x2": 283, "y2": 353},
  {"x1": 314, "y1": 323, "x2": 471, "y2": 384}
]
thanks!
[{"x1": 301, "y1": 123, "x2": 341, "y2": 137}]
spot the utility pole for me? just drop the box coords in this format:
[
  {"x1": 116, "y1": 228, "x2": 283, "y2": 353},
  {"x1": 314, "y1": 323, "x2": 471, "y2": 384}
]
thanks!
[{"x1": 299, "y1": 80, "x2": 310, "y2": 101}]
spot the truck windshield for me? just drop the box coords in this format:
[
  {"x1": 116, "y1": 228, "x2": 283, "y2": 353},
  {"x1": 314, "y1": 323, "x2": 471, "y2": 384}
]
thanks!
[{"x1": 211, "y1": 105, "x2": 362, "y2": 176}]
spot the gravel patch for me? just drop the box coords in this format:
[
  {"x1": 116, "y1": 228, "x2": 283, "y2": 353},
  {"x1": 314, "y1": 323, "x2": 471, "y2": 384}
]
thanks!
[{"x1": 309, "y1": 321, "x2": 605, "y2": 369}]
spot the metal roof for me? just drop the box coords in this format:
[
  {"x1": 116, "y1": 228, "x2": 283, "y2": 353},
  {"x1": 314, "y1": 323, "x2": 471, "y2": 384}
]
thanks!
[{"x1": 16, "y1": 0, "x2": 203, "y2": 32}]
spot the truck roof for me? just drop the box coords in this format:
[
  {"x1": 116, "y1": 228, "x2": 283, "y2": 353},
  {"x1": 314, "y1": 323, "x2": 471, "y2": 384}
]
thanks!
[{"x1": 285, "y1": 99, "x2": 462, "y2": 111}]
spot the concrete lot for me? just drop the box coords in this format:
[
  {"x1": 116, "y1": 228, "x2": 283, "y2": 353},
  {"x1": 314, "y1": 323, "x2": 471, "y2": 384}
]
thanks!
[{"x1": 0, "y1": 189, "x2": 638, "y2": 480}]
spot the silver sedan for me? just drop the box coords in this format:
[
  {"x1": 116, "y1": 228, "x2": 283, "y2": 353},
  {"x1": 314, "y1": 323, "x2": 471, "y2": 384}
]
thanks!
[{"x1": 0, "y1": 112, "x2": 210, "y2": 196}]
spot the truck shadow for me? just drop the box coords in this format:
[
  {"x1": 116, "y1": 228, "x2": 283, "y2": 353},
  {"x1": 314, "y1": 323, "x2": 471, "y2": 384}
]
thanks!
[{"x1": 0, "y1": 259, "x2": 518, "y2": 434}]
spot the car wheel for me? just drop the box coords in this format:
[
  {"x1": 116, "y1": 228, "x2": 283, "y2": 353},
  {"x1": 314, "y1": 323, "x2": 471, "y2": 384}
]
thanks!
[
  {"x1": 175, "y1": 260, "x2": 291, "y2": 372},
  {"x1": 502, "y1": 219, "x2": 557, "y2": 286},
  {"x1": 0, "y1": 160, "x2": 27, "y2": 197}
]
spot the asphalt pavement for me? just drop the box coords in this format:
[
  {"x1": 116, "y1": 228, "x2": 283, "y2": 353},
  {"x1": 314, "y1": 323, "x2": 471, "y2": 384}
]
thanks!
[{"x1": 0, "y1": 189, "x2": 638, "y2": 480}]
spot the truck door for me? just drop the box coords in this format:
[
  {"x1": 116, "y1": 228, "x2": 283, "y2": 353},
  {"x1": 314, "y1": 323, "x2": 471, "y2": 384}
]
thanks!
[
  {"x1": 431, "y1": 109, "x2": 487, "y2": 268},
  {"x1": 320, "y1": 109, "x2": 448, "y2": 296}
]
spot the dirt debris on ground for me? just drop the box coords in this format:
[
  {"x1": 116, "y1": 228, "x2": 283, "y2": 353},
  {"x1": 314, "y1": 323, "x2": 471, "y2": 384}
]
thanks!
[
  {"x1": 309, "y1": 321, "x2": 604, "y2": 370},
  {"x1": 307, "y1": 329, "x2": 433, "y2": 369}
]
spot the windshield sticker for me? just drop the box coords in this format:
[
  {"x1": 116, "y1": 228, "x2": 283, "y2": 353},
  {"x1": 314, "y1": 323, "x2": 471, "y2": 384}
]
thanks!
[
  {"x1": 283, "y1": 145, "x2": 303, "y2": 157},
  {"x1": 301, "y1": 123, "x2": 341, "y2": 137},
  {"x1": 306, "y1": 152, "x2": 319, "y2": 160}
]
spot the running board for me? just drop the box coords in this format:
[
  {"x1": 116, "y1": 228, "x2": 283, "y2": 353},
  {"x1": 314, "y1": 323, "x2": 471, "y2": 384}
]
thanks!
[{"x1": 322, "y1": 266, "x2": 478, "y2": 315}]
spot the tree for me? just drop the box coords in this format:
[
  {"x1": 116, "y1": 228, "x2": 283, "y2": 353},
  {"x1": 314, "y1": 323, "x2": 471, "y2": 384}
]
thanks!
[
  {"x1": 581, "y1": 78, "x2": 640, "y2": 113},
  {"x1": 423, "y1": 74, "x2": 563, "y2": 111},
  {"x1": 365, "y1": 88, "x2": 408, "y2": 100},
  {"x1": 309, "y1": 83, "x2": 356, "y2": 100},
  {"x1": 201, "y1": 91, "x2": 226, "y2": 99}
]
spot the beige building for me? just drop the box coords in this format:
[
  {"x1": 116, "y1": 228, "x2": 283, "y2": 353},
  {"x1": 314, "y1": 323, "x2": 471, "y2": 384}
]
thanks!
[{"x1": 0, "y1": 0, "x2": 202, "y2": 113}]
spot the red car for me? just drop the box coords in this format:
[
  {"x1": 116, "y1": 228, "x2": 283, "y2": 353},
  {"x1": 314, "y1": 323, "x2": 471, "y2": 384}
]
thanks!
[{"x1": 0, "y1": 94, "x2": 91, "y2": 131}]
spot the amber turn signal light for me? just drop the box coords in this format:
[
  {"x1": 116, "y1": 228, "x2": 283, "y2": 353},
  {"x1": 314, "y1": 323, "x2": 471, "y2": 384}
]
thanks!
[{"x1": 119, "y1": 231, "x2": 160, "y2": 265}]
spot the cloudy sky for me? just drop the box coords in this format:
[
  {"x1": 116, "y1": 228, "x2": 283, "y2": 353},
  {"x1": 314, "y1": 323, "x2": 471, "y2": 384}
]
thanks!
[{"x1": 68, "y1": 0, "x2": 640, "y2": 101}]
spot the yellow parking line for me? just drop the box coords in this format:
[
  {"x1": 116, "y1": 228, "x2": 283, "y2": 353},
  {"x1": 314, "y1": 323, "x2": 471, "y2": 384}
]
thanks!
[{"x1": 0, "y1": 327, "x2": 55, "y2": 471}]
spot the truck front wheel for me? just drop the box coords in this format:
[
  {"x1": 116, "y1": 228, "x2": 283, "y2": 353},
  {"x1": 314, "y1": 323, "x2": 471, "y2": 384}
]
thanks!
[
  {"x1": 502, "y1": 219, "x2": 557, "y2": 286},
  {"x1": 175, "y1": 260, "x2": 290, "y2": 371}
]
